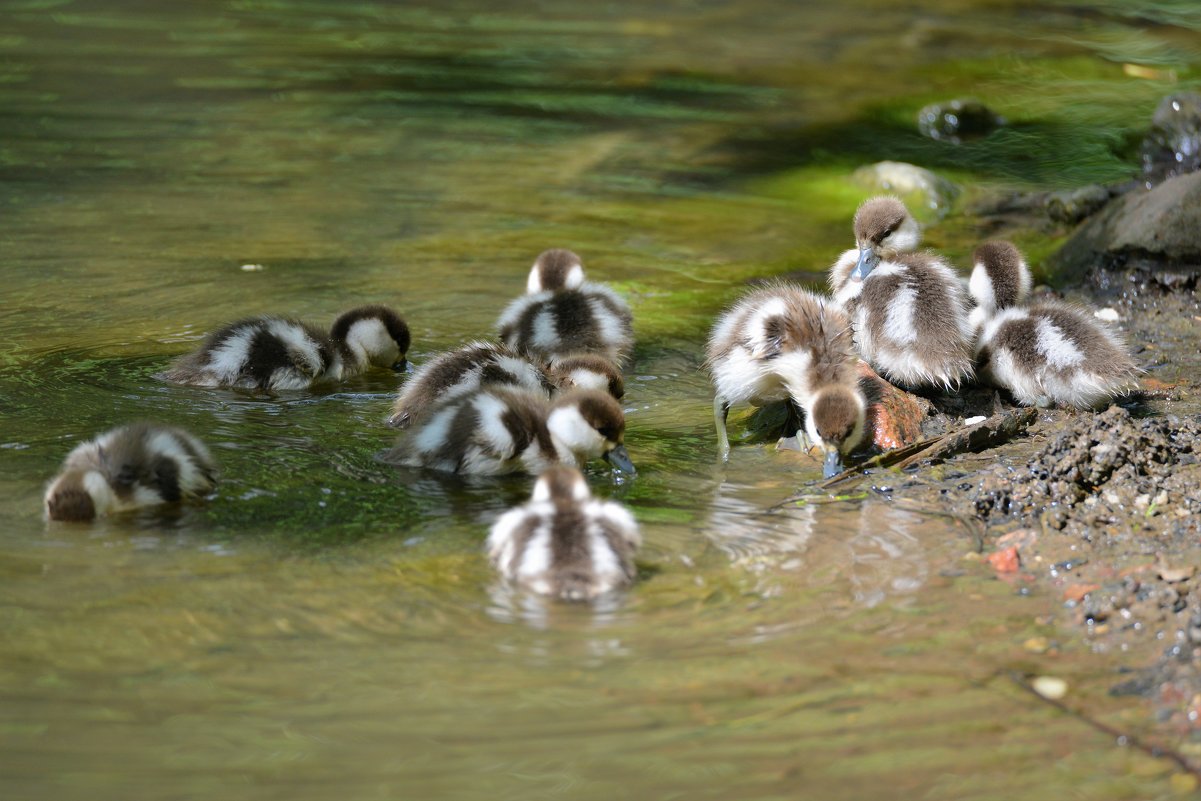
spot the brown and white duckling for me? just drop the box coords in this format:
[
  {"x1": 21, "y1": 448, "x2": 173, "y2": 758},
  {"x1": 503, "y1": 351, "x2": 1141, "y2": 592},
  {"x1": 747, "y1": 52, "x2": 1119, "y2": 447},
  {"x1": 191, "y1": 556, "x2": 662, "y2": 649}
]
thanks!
[
  {"x1": 549, "y1": 353, "x2": 625, "y2": 400},
  {"x1": 382, "y1": 387, "x2": 635, "y2": 476},
  {"x1": 486, "y1": 464, "x2": 640, "y2": 601},
  {"x1": 496, "y1": 272, "x2": 634, "y2": 364},
  {"x1": 706, "y1": 284, "x2": 866, "y2": 476},
  {"x1": 829, "y1": 196, "x2": 974, "y2": 390},
  {"x1": 44, "y1": 422, "x2": 217, "y2": 521},
  {"x1": 970, "y1": 241, "x2": 1139, "y2": 408},
  {"x1": 386, "y1": 341, "x2": 553, "y2": 428},
  {"x1": 162, "y1": 304, "x2": 409, "y2": 391},
  {"x1": 526, "y1": 248, "x2": 587, "y2": 293}
]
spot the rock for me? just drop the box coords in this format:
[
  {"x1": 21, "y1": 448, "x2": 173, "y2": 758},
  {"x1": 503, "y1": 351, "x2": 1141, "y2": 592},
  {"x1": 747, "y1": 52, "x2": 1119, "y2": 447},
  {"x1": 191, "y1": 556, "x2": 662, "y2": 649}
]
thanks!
[
  {"x1": 1031, "y1": 676, "x2": 1068, "y2": 700},
  {"x1": 1140, "y1": 92, "x2": 1201, "y2": 185},
  {"x1": 856, "y1": 361, "x2": 930, "y2": 450},
  {"x1": 851, "y1": 161, "x2": 959, "y2": 219},
  {"x1": 987, "y1": 546, "x2": 1020, "y2": 574},
  {"x1": 1045, "y1": 185, "x2": 1111, "y2": 225},
  {"x1": 917, "y1": 98, "x2": 1004, "y2": 144},
  {"x1": 1049, "y1": 171, "x2": 1201, "y2": 282},
  {"x1": 997, "y1": 528, "x2": 1038, "y2": 552}
]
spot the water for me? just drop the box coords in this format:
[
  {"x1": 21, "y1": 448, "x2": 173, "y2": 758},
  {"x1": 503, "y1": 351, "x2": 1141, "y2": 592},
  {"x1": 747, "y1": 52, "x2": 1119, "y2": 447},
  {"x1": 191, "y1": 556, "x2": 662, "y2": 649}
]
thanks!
[{"x1": 2, "y1": 1, "x2": 1199, "y2": 798}]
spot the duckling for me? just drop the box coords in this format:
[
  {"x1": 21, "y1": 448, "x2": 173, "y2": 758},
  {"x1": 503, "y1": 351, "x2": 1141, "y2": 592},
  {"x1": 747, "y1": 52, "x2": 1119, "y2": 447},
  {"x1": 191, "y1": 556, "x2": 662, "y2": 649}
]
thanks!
[
  {"x1": 386, "y1": 341, "x2": 554, "y2": 428},
  {"x1": 382, "y1": 387, "x2": 635, "y2": 476},
  {"x1": 162, "y1": 304, "x2": 409, "y2": 391},
  {"x1": 829, "y1": 196, "x2": 974, "y2": 390},
  {"x1": 44, "y1": 422, "x2": 217, "y2": 521},
  {"x1": 526, "y1": 248, "x2": 586, "y2": 293},
  {"x1": 970, "y1": 241, "x2": 1139, "y2": 408},
  {"x1": 706, "y1": 284, "x2": 866, "y2": 475},
  {"x1": 967, "y1": 240, "x2": 1032, "y2": 333},
  {"x1": 549, "y1": 353, "x2": 625, "y2": 400},
  {"x1": 486, "y1": 464, "x2": 640, "y2": 601},
  {"x1": 496, "y1": 277, "x2": 633, "y2": 364}
]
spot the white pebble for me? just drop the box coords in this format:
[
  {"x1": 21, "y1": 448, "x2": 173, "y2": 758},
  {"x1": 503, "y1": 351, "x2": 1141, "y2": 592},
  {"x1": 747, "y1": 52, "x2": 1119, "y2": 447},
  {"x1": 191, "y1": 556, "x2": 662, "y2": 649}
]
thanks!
[
  {"x1": 240, "y1": 263, "x2": 265, "y2": 272},
  {"x1": 964, "y1": 415, "x2": 987, "y2": 426},
  {"x1": 1032, "y1": 676, "x2": 1068, "y2": 700},
  {"x1": 1094, "y1": 307, "x2": 1120, "y2": 322}
]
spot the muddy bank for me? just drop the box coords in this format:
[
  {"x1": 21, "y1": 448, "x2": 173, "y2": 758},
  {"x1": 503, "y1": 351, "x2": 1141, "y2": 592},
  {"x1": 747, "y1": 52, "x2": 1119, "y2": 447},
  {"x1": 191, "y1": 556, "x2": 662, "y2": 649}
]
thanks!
[{"x1": 898, "y1": 283, "x2": 1201, "y2": 755}]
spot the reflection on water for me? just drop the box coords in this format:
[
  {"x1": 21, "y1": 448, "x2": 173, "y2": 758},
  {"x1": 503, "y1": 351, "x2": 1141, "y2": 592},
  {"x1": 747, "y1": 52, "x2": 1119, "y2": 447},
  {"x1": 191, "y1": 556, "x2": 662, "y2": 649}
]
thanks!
[
  {"x1": 1, "y1": 0, "x2": 1197, "y2": 798},
  {"x1": 707, "y1": 483, "x2": 930, "y2": 608}
]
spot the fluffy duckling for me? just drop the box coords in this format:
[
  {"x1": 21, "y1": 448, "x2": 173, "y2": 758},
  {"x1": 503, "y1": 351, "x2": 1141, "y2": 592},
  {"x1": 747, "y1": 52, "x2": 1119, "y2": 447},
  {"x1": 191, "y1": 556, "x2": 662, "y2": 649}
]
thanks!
[
  {"x1": 486, "y1": 464, "x2": 640, "y2": 601},
  {"x1": 970, "y1": 241, "x2": 1139, "y2": 408},
  {"x1": 382, "y1": 387, "x2": 635, "y2": 476},
  {"x1": 967, "y1": 240, "x2": 1032, "y2": 333},
  {"x1": 549, "y1": 353, "x2": 625, "y2": 400},
  {"x1": 162, "y1": 304, "x2": 409, "y2": 391},
  {"x1": 496, "y1": 274, "x2": 634, "y2": 364},
  {"x1": 829, "y1": 196, "x2": 974, "y2": 390},
  {"x1": 44, "y1": 423, "x2": 217, "y2": 521},
  {"x1": 526, "y1": 248, "x2": 587, "y2": 293},
  {"x1": 386, "y1": 341, "x2": 554, "y2": 429},
  {"x1": 706, "y1": 284, "x2": 866, "y2": 476}
]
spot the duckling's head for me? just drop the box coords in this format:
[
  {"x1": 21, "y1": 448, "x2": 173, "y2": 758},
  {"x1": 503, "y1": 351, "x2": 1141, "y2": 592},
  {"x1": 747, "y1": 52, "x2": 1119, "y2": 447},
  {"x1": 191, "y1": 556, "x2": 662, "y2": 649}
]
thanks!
[
  {"x1": 44, "y1": 471, "x2": 99, "y2": 521},
  {"x1": 805, "y1": 386, "x2": 866, "y2": 479},
  {"x1": 330, "y1": 305, "x2": 411, "y2": 371},
  {"x1": 851, "y1": 196, "x2": 921, "y2": 281},
  {"x1": 530, "y1": 463, "x2": 592, "y2": 505},
  {"x1": 969, "y1": 240, "x2": 1031, "y2": 312},
  {"x1": 550, "y1": 353, "x2": 625, "y2": 400},
  {"x1": 547, "y1": 389, "x2": 635, "y2": 474},
  {"x1": 527, "y1": 248, "x2": 586, "y2": 293}
]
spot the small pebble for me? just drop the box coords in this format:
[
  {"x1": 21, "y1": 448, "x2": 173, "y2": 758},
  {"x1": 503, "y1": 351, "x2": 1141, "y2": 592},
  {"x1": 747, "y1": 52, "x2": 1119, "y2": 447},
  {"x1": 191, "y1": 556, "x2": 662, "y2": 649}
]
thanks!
[
  {"x1": 1024, "y1": 636, "x2": 1050, "y2": 654},
  {"x1": 1094, "y1": 307, "x2": 1121, "y2": 322},
  {"x1": 964, "y1": 415, "x2": 987, "y2": 425},
  {"x1": 240, "y1": 263, "x2": 265, "y2": 272},
  {"x1": 1032, "y1": 676, "x2": 1068, "y2": 700}
]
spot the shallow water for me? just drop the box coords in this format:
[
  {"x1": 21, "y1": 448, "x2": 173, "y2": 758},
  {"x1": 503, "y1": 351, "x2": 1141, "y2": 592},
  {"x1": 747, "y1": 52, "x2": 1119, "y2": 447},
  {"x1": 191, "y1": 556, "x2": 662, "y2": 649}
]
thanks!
[{"x1": 2, "y1": 1, "x2": 1200, "y2": 798}]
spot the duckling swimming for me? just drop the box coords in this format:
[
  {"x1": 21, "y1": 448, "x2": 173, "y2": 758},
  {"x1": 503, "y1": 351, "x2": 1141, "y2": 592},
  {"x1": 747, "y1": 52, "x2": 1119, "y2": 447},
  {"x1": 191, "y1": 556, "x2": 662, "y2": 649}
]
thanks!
[
  {"x1": 526, "y1": 248, "x2": 587, "y2": 294},
  {"x1": 829, "y1": 196, "x2": 974, "y2": 390},
  {"x1": 706, "y1": 284, "x2": 866, "y2": 475},
  {"x1": 386, "y1": 341, "x2": 553, "y2": 428},
  {"x1": 162, "y1": 304, "x2": 409, "y2": 391},
  {"x1": 382, "y1": 387, "x2": 635, "y2": 476},
  {"x1": 970, "y1": 240, "x2": 1139, "y2": 408},
  {"x1": 44, "y1": 422, "x2": 217, "y2": 521},
  {"x1": 486, "y1": 464, "x2": 640, "y2": 601},
  {"x1": 496, "y1": 275, "x2": 633, "y2": 365},
  {"x1": 549, "y1": 353, "x2": 625, "y2": 400}
]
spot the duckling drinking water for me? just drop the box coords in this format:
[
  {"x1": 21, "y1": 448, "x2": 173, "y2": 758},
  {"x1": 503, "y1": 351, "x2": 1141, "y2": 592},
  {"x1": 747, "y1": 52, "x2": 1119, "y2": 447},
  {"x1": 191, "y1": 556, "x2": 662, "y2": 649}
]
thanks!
[
  {"x1": 829, "y1": 196, "x2": 974, "y2": 390},
  {"x1": 706, "y1": 284, "x2": 866, "y2": 476},
  {"x1": 496, "y1": 266, "x2": 633, "y2": 364},
  {"x1": 486, "y1": 464, "x2": 641, "y2": 601},
  {"x1": 970, "y1": 240, "x2": 1139, "y2": 408},
  {"x1": 382, "y1": 387, "x2": 635, "y2": 476},
  {"x1": 162, "y1": 304, "x2": 409, "y2": 391},
  {"x1": 44, "y1": 422, "x2": 217, "y2": 521}
]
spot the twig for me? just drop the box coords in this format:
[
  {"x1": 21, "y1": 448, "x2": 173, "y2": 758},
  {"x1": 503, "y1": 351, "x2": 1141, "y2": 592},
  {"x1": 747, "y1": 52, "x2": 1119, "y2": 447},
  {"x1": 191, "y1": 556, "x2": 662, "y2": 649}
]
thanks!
[{"x1": 1004, "y1": 671, "x2": 1201, "y2": 781}]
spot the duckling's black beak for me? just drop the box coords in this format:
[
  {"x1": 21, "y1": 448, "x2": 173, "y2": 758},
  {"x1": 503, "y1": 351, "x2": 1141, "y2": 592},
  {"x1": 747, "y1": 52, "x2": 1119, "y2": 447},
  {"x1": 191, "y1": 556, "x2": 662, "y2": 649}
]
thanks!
[
  {"x1": 851, "y1": 247, "x2": 878, "y2": 281},
  {"x1": 822, "y1": 449, "x2": 843, "y2": 479},
  {"x1": 391, "y1": 359, "x2": 407, "y2": 372},
  {"x1": 604, "y1": 444, "x2": 636, "y2": 475}
]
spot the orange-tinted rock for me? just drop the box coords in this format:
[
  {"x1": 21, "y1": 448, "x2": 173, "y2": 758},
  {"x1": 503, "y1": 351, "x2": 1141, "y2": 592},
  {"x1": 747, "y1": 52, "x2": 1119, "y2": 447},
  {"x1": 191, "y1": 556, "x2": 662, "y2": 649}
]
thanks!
[
  {"x1": 987, "y1": 546, "x2": 1021, "y2": 574},
  {"x1": 857, "y1": 361, "x2": 930, "y2": 450}
]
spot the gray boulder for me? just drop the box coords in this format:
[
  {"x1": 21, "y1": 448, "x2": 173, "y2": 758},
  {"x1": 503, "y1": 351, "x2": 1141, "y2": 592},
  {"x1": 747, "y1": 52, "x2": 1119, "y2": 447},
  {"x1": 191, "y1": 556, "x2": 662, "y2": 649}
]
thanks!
[{"x1": 1050, "y1": 170, "x2": 1201, "y2": 281}]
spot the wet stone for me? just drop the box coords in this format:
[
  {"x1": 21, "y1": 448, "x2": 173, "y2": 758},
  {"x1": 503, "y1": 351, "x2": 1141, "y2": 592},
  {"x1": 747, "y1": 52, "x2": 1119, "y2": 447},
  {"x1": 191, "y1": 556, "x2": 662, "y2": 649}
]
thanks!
[
  {"x1": 916, "y1": 98, "x2": 1004, "y2": 144},
  {"x1": 1045, "y1": 185, "x2": 1111, "y2": 225},
  {"x1": 851, "y1": 161, "x2": 960, "y2": 218},
  {"x1": 1140, "y1": 92, "x2": 1201, "y2": 186}
]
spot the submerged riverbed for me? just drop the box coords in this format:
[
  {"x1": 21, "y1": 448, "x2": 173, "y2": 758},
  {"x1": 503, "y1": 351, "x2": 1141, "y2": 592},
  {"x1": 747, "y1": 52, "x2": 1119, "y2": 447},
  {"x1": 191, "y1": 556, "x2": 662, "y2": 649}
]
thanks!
[{"x1": 2, "y1": 1, "x2": 1200, "y2": 798}]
